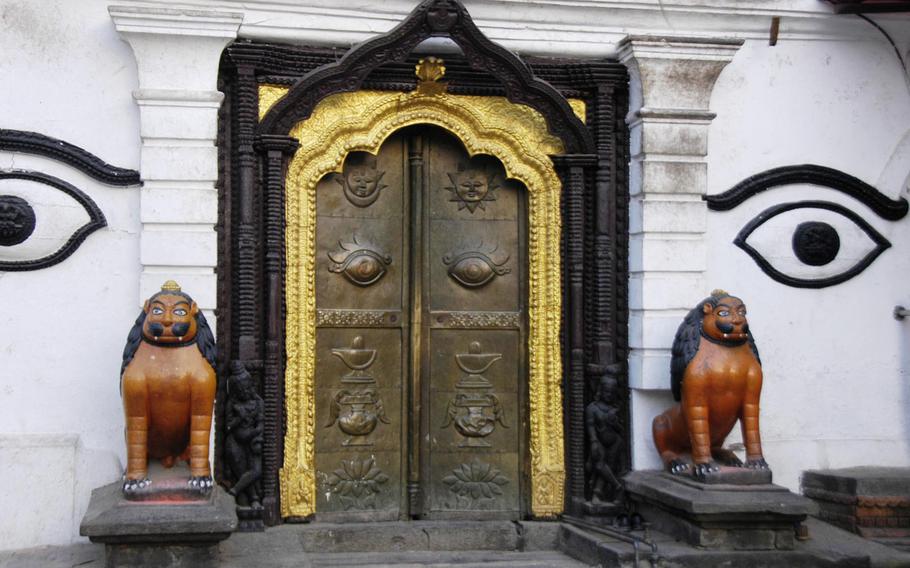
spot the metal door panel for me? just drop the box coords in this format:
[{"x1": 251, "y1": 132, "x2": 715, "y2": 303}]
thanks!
[{"x1": 313, "y1": 126, "x2": 525, "y2": 521}]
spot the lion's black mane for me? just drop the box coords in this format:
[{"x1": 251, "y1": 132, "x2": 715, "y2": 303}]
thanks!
[
  {"x1": 670, "y1": 293, "x2": 760, "y2": 402},
  {"x1": 120, "y1": 291, "x2": 217, "y2": 380}
]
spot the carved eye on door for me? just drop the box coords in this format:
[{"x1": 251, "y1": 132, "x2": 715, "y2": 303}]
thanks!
[
  {"x1": 443, "y1": 242, "x2": 510, "y2": 288},
  {"x1": 328, "y1": 235, "x2": 392, "y2": 287}
]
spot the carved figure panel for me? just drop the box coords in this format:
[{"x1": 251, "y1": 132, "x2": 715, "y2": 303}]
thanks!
[
  {"x1": 336, "y1": 154, "x2": 388, "y2": 208},
  {"x1": 445, "y1": 165, "x2": 498, "y2": 213}
]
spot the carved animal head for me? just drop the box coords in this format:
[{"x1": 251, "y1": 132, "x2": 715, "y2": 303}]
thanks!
[
  {"x1": 700, "y1": 291, "x2": 750, "y2": 344},
  {"x1": 120, "y1": 281, "x2": 216, "y2": 378},
  {"x1": 670, "y1": 289, "x2": 760, "y2": 401}
]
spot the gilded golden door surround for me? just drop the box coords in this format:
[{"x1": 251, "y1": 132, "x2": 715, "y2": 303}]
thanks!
[{"x1": 268, "y1": 84, "x2": 575, "y2": 518}]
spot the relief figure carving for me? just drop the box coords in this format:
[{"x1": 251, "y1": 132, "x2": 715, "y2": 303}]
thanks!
[
  {"x1": 335, "y1": 154, "x2": 387, "y2": 207},
  {"x1": 445, "y1": 164, "x2": 498, "y2": 213}
]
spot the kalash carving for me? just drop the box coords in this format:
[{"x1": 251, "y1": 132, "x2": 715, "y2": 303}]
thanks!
[
  {"x1": 652, "y1": 290, "x2": 770, "y2": 480},
  {"x1": 119, "y1": 281, "x2": 217, "y2": 492}
]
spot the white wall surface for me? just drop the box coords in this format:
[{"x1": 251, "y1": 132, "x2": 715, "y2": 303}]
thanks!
[
  {"x1": 0, "y1": 0, "x2": 140, "y2": 549},
  {"x1": 0, "y1": 0, "x2": 909, "y2": 550}
]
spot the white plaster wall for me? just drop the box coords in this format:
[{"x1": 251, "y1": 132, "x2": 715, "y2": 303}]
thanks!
[
  {"x1": 628, "y1": 30, "x2": 910, "y2": 489},
  {"x1": 0, "y1": 0, "x2": 140, "y2": 549},
  {"x1": 0, "y1": 0, "x2": 909, "y2": 551},
  {"x1": 702, "y1": 36, "x2": 910, "y2": 491}
]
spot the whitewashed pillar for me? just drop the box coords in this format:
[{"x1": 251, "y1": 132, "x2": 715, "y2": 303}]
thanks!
[
  {"x1": 617, "y1": 36, "x2": 742, "y2": 467},
  {"x1": 109, "y1": 6, "x2": 242, "y2": 309}
]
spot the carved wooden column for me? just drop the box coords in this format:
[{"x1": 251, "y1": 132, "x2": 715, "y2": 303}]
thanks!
[
  {"x1": 552, "y1": 154, "x2": 596, "y2": 510},
  {"x1": 230, "y1": 57, "x2": 263, "y2": 364},
  {"x1": 255, "y1": 134, "x2": 299, "y2": 525},
  {"x1": 617, "y1": 36, "x2": 742, "y2": 468}
]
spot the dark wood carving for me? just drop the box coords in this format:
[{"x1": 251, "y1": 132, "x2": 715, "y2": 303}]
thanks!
[
  {"x1": 0, "y1": 129, "x2": 140, "y2": 186},
  {"x1": 257, "y1": 0, "x2": 594, "y2": 154},
  {"x1": 217, "y1": 3, "x2": 629, "y2": 522}
]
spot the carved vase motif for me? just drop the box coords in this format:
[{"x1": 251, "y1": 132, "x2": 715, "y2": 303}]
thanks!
[
  {"x1": 442, "y1": 341, "x2": 507, "y2": 447},
  {"x1": 326, "y1": 336, "x2": 389, "y2": 445}
]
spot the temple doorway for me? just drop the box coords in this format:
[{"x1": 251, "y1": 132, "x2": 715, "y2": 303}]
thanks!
[{"x1": 311, "y1": 125, "x2": 528, "y2": 520}]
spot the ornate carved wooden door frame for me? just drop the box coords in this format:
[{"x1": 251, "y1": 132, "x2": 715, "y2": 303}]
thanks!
[{"x1": 217, "y1": 0, "x2": 631, "y2": 527}]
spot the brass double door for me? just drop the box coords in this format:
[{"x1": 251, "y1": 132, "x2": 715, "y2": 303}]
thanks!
[{"x1": 313, "y1": 126, "x2": 528, "y2": 521}]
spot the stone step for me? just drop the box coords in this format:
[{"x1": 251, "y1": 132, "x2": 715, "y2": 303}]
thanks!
[
  {"x1": 309, "y1": 550, "x2": 591, "y2": 567},
  {"x1": 293, "y1": 520, "x2": 560, "y2": 553}
]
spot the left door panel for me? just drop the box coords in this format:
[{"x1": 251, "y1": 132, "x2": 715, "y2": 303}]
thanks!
[{"x1": 313, "y1": 132, "x2": 409, "y2": 521}]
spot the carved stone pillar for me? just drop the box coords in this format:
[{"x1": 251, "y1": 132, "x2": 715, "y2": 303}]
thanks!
[
  {"x1": 255, "y1": 134, "x2": 299, "y2": 525},
  {"x1": 109, "y1": 6, "x2": 241, "y2": 311},
  {"x1": 617, "y1": 36, "x2": 742, "y2": 467}
]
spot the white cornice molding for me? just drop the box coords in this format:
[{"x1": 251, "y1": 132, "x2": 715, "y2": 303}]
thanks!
[
  {"x1": 106, "y1": 0, "x2": 908, "y2": 57},
  {"x1": 109, "y1": 5, "x2": 243, "y2": 38}
]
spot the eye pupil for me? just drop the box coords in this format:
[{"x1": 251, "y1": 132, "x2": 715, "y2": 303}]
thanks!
[
  {"x1": 0, "y1": 195, "x2": 36, "y2": 246},
  {"x1": 792, "y1": 221, "x2": 840, "y2": 266}
]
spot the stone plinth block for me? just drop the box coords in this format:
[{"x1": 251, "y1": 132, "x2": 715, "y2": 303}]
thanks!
[
  {"x1": 80, "y1": 467, "x2": 237, "y2": 568},
  {"x1": 625, "y1": 470, "x2": 816, "y2": 550},
  {"x1": 802, "y1": 466, "x2": 910, "y2": 541}
]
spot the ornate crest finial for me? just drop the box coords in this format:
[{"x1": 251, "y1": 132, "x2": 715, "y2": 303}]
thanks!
[
  {"x1": 161, "y1": 280, "x2": 182, "y2": 292},
  {"x1": 710, "y1": 288, "x2": 728, "y2": 297},
  {"x1": 426, "y1": 0, "x2": 459, "y2": 32},
  {"x1": 415, "y1": 57, "x2": 447, "y2": 95}
]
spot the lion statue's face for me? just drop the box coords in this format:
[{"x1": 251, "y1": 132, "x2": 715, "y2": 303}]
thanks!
[
  {"x1": 142, "y1": 292, "x2": 199, "y2": 344},
  {"x1": 702, "y1": 295, "x2": 749, "y2": 343}
]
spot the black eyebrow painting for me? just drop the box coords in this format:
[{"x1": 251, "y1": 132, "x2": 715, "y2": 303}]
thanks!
[{"x1": 704, "y1": 164, "x2": 908, "y2": 220}]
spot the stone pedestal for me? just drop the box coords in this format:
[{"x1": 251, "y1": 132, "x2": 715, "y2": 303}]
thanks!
[
  {"x1": 624, "y1": 470, "x2": 816, "y2": 550},
  {"x1": 80, "y1": 465, "x2": 237, "y2": 568},
  {"x1": 802, "y1": 466, "x2": 910, "y2": 549}
]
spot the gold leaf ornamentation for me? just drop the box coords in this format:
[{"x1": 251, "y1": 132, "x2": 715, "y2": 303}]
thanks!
[{"x1": 282, "y1": 88, "x2": 566, "y2": 518}]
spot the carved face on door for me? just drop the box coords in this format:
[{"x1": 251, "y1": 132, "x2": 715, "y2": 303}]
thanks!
[
  {"x1": 446, "y1": 167, "x2": 497, "y2": 212},
  {"x1": 337, "y1": 154, "x2": 387, "y2": 207}
]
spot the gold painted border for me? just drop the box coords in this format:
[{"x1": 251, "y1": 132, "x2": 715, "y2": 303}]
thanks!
[{"x1": 274, "y1": 86, "x2": 567, "y2": 518}]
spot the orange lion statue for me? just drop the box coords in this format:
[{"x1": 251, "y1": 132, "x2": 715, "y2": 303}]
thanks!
[
  {"x1": 652, "y1": 290, "x2": 770, "y2": 480},
  {"x1": 119, "y1": 280, "x2": 217, "y2": 493}
]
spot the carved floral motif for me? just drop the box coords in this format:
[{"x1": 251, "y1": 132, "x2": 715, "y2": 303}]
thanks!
[{"x1": 326, "y1": 456, "x2": 390, "y2": 510}]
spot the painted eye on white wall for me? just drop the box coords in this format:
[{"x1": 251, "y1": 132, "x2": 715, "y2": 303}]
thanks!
[
  {"x1": 733, "y1": 201, "x2": 890, "y2": 288},
  {"x1": 706, "y1": 164, "x2": 908, "y2": 289},
  {"x1": 0, "y1": 170, "x2": 107, "y2": 271}
]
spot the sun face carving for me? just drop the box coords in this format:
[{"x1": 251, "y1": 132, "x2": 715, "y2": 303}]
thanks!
[
  {"x1": 445, "y1": 165, "x2": 498, "y2": 213},
  {"x1": 336, "y1": 154, "x2": 387, "y2": 208},
  {"x1": 328, "y1": 234, "x2": 393, "y2": 287},
  {"x1": 443, "y1": 241, "x2": 511, "y2": 288}
]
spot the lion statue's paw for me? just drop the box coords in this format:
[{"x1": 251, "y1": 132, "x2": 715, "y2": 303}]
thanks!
[
  {"x1": 188, "y1": 475, "x2": 214, "y2": 492},
  {"x1": 745, "y1": 457, "x2": 770, "y2": 470},
  {"x1": 694, "y1": 461, "x2": 720, "y2": 480},
  {"x1": 122, "y1": 478, "x2": 151, "y2": 493},
  {"x1": 669, "y1": 459, "x2": 691, "y2": 475}
]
